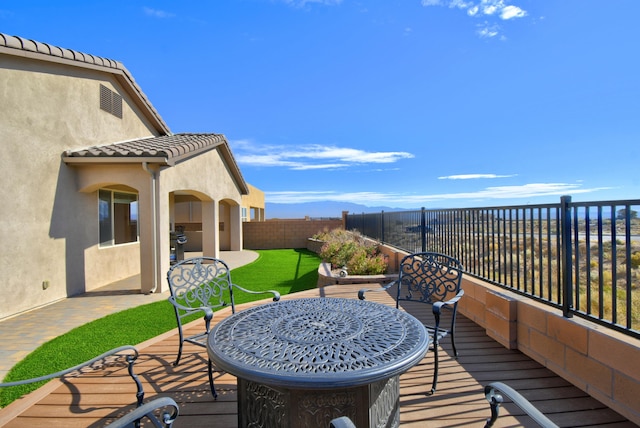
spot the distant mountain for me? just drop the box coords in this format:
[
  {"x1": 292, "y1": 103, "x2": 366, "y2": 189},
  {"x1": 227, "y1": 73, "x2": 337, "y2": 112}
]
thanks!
[{"x1": 265, "y1": 201, "x2": 411, "y2": 219}]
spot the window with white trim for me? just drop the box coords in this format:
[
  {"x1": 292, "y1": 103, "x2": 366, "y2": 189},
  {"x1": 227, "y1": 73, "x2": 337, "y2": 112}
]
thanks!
[{"x1": 99, "y1": 189, "x2": 139, "y2": 246}]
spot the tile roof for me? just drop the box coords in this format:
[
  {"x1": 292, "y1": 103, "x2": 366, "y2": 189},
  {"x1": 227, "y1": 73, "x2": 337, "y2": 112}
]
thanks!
[
  {"x1": 64, "y1": 133, "x2": 226, "y2": 165},
  {"x1": 0, "y1": 33, "x2": 123, "y2": 69},
  {"x1": 63, "y1": 133, "x2": 249, "y2": 193},
  {"x1": 0, "y1": 33, "x2": 170, "y2": 134}
]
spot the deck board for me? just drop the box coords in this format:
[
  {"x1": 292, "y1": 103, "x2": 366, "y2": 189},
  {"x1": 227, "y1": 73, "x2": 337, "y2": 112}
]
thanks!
[{"x1": 0, "y1": 284, "x2": 636, "y2": 427}]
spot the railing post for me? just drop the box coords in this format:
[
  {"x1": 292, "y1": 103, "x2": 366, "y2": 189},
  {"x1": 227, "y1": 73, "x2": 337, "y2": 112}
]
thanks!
[
  {"x1": 421, "y1": 207, "x2": 426, "y2": 253},
  {"x1": 380, "y1": 211, "x2": 385, "y2": 243},
  {"x1": 560, "y1": 195, "x2": 574, "y2": 318}
]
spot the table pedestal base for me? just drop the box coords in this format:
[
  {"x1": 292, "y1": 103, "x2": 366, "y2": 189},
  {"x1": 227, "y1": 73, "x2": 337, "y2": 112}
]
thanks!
[{"x1": 237, "y1": 375, "x2": 400, "y2": 428}]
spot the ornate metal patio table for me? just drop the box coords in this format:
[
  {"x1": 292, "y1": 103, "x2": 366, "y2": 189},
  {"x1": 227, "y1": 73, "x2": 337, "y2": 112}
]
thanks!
[{"x1": 207, "y1": 297, "x2": 430, "y2": 428}]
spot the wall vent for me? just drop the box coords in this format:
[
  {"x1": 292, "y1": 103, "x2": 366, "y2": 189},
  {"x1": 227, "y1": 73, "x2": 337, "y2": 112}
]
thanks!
[{"x1": 100, "y1": 84, "x2": 123, "y2": 119}]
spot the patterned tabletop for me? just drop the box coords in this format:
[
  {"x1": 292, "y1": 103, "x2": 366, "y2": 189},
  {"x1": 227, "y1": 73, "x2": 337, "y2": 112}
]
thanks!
[{"x1": 207, "y1": 297, "x2": 429, "y2": 388}]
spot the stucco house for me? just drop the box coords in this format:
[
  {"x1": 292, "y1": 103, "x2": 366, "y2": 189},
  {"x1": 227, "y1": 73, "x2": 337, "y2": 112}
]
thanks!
[
  {"x1": 0, "y1": 33, "x2": 255, "y2": 320},
  {"x1": 242, "y1": 184, "x2": 265, "y2": 222}
]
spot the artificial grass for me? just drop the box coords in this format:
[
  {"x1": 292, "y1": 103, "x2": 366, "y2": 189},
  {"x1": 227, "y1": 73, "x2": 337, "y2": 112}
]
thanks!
[
  {"x1": 0, "y1": 248, "x2": 322, "y2": 407},
  {"x1": 230, "y1": 248, "x2": 323, "y2": 301}
]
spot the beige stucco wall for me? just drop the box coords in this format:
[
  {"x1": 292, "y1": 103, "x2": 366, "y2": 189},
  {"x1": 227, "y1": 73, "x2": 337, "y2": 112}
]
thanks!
[
  {"x1": 242, "y1": 184, "x2": 264, "y2": 210},
  {"x1": 72, "y1": 164, "x2": 152, "y2": 292},
  {"x1": 242, "y1": 184, "x2": 265, "y2": 221},
  {"x1": 0, "y1": 53, "x2": 161, "y2": 319}
]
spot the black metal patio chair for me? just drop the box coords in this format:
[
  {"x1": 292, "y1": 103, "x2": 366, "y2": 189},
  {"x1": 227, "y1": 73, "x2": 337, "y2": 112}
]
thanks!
[
  {"x1": 166, "y1": 256, "x2": 281, "y2": 399},
  {"x1": 359, "y1": 251, "x2": 464, "y2": 395},
  {"x1": 0, "y1": 345, "x2": 179, "y2": 427}
]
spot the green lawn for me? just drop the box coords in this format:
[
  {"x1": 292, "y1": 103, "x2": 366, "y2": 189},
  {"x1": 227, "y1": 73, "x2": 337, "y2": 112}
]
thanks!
[{"x1": 0, "y1": 248, "x2": 322, "y2": 407}]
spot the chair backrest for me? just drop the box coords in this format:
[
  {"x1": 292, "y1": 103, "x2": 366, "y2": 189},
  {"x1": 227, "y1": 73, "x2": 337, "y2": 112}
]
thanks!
[
  {"x1": 395, "y1": 252, "x2": 463, "y2": 307},
  {"x1": 167, "y1": 257, "x2": 234, "y2": 314}
]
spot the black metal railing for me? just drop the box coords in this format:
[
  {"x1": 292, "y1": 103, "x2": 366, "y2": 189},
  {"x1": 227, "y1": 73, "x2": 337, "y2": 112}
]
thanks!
[{"x1": 345, "y1": 196, "x2": 640, "y2": 338}]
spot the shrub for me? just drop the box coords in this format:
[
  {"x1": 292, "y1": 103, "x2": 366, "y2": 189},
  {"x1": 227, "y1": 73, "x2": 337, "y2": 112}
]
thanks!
[
  {"x1": 630, "y1": 252, "x2": 640, "y2": 269},
  {"x1": 314, "y1": 228, "x2": 388, "y2": 275}
]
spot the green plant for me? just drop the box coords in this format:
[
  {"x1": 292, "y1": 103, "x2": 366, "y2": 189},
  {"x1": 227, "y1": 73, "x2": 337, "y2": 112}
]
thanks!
[{"x1": 315, "y1": 229, "x2": 388, "y2": 275}]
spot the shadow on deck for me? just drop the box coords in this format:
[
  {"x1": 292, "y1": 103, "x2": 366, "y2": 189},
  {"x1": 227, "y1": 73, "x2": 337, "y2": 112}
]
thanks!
[{"x1": 0, "y1": 284, "x2": 635, "y2": 427}]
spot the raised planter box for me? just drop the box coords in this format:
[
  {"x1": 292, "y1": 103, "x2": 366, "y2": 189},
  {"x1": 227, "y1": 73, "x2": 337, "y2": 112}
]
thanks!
[
  {"x1": 308, "y1": 236, "x2": 403, "y2": 287},
  {"x1": 317, "y1": 262, "x2": 397, "y2": 288},
  {"x1": 306, "y1": 238, "x2": 325, "y2": 254}
]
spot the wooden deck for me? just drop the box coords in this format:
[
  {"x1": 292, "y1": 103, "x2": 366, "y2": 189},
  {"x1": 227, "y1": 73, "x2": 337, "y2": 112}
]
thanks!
[{"x1": 0, "y1": 284, "x2": 636, "y2": 427}]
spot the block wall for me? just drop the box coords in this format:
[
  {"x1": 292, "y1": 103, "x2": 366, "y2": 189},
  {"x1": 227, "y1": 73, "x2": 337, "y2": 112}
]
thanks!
[
  {"x1": 242, "y1": 219, "x2": 342, "y2": 249},
  {"x1": 458, "y1": 276, "x2": 640, "y2": 425}
]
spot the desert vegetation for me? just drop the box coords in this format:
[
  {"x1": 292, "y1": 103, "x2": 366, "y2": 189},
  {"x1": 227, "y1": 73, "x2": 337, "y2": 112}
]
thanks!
[
  {"x1": 347, "y1": 206, "x2": 640, "y2": 332},
  {"x1": 312, "y1": 228, "x2": 388, "y2": 275}
]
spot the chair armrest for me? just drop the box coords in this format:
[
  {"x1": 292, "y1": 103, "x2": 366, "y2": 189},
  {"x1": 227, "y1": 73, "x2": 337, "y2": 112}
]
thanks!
[
  {"x1": 329, "y1": 416, "x2": 357, "y2": 428},
  {"x1": 167, "y1": 297, "x2": 214, "y2": 320},
  {"x1": 108, "y1": 396, "x2": 180, "y2": 428},
  {"x1": 0, "y1": 345, "x2": 139, "y2": 388},
  {"x1": 432, "y1": 289, "x2": 464, "y2": 315},
  {"x1": 358, "y1": 281, "x2": 395, "y2": 300},
  {"x1": 0, "y1": 345, "x2": 145, "y2": 408},
  {"x1": 231, "y1": 283, "x2": 281, "y2": 301},
  {"x1": 484, "y1": 382, "x2": 558, "y2": 428}
]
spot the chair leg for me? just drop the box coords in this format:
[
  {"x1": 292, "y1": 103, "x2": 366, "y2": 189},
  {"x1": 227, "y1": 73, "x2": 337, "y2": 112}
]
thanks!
[
  {"x1": 125, "y1": 354, "x2": 145, "y2": 407},
  {"x1": 174, "y1": 340, "x2": 183, "y2": 366},
  {"x1": 429, "y1": 341, "x2": 439, "y2": 395},
  {"x1": 174, "y1": 327, "x2": 184, "y2": 366},
  {"x1": 208, "y1": 359, "x2": 218, "y2": 400},
  {"x1": 451, "y1": 330, "x2": 458, "y2": 358}
]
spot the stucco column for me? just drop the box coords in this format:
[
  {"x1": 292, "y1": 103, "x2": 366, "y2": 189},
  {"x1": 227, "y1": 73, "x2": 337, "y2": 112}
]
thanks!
[
  {"x1": 137, "y1": 184, "x2": 156, "y2": 294},
  {"x1": 155, "y1": 188, "x2": 172, "y2": 293},
  {"x1": 202, "y1": 200, "x2": 219, "y2": 258},
  {"x1": 230, "y1": 204, "x2": 243, "y2": 251}
]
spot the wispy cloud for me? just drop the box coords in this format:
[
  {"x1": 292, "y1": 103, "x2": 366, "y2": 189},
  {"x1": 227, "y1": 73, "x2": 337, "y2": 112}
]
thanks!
[
  {"x1": 267, "y1": 190, "x2": 396, "y2": 204},
  {"x1": 477, "y1": 22, "x2": 500, "y2": 38},
  {"x1": 266, "y1": 183, "x2": 613, "y2": 207},
  {"x1": 500, "y1": 5, "x2": 526, "y2": 19},
  {"x1": 281, "y1": 0, "x2": 343, "y2": 7},
  {"x1": 438, "y1": 173, "x2": 517, "y2": 180},
  {"x1": 143, "y1": 7, "x2": 175, "y2": 19},
  {"x1": 422, "y1": 0, "x2": 527, "y2": 38},
  {"x1": 231, "y1": 140, "x2": 414, "y2": 170}
]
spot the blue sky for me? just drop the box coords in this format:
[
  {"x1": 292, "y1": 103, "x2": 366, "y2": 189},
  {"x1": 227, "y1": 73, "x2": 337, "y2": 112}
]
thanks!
[{"x1": 3, "y1": 0, "x2": 639, "y2": 210}]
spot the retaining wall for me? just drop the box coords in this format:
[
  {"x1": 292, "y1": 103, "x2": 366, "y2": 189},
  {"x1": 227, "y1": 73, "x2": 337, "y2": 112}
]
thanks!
[
  {"x1": 316, "y1": 262, "x2": 398, "y2": 287},
  {"x1": 459, "y1": 276, "x2": 640, "y2": 425}
]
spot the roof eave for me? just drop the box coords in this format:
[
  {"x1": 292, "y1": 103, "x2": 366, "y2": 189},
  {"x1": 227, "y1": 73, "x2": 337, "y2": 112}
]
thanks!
[
  {"x1": 168, "y1": 142, "x2": 223, "y2": 166},
  {"x1": 62, "y1": 156, "x2": 172, "y2": 166},
  {"x1": 218, "y1": 141, "x2": 249, "y2": 195}
]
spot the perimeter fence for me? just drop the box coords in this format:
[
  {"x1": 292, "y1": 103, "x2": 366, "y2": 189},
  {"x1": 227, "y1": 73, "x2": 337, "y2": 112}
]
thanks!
[{"x1": 345, "y1": 196, "x2": 640, "y2": 339}]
